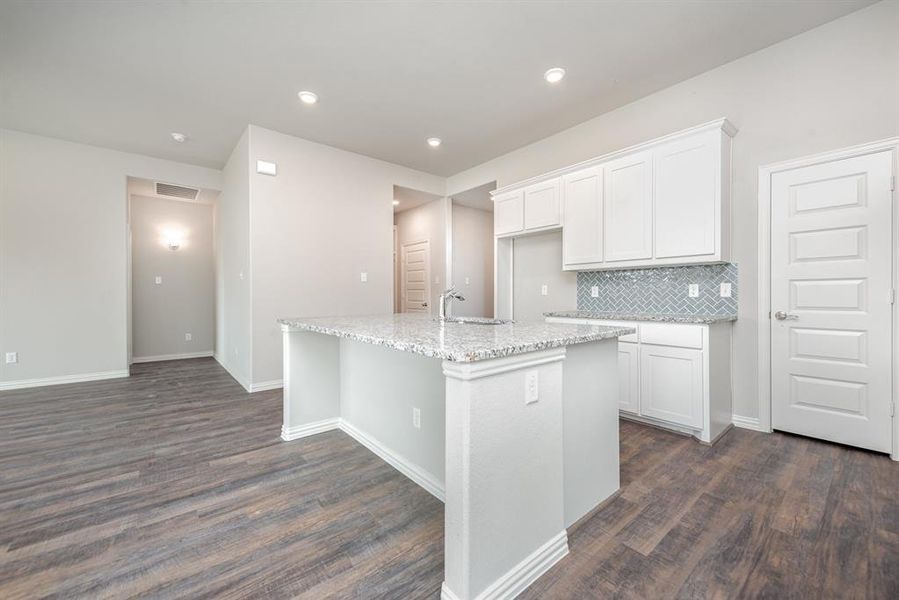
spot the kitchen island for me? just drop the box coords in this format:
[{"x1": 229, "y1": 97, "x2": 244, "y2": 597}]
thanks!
[{"x1": 278, "y1": 314, "x2": 633, "y2": 600}]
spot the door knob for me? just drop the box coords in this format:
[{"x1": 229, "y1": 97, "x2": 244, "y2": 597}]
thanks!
[
  {"x1": 774, "y1": 311, "x2": 798, "y2": 321},
  {"x1": 421, "y1": 302, "x2": 429, "y2": 307}
]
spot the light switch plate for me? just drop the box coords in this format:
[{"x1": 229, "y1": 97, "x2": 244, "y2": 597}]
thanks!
[
  {"x1": 412, "y1": 407, "x2": 421, "y2": 429},
  {"x1": 688, "y1": 283, "x2": 699, "y2": 298},
  {"x1": 185, "y1": 333, "x2": 192, "y2": 342},
  {"x1": 591, "y1": 285, "x2": 599, "y2": 298},
  {"x1": 465, "y1": 277, "x2": 470, "y2": 285},
  {"x1": 256, "y1": 159, "x2": 277, "y2": 176},
  {"x1": 525, "y1": 370, "x2": 539, "y2": 404},
  {"x1": 155, "y1": 276, "x2": 162, "y2": 285},
  {"x1": 360, "y1": 272, "x2": 368, "y2": 283},
  {"x1": 5, "y1": 352, "x2": 17, "y2": 364},
  {"x1": 720, "y1": 282, "x2": 732, "y2": 298},
  {"x1": 540, "y1": 284, "x2": 548, "y2": 296}
]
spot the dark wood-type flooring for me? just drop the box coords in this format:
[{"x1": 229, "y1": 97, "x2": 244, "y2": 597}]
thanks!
[{"x1": 1, "y1": 358, "x2": 896, "y2": 599}]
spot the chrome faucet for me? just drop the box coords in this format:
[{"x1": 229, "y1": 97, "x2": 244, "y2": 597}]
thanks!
[{"x1": 438, "y1": 287, "x2": 466, "y2": 322}]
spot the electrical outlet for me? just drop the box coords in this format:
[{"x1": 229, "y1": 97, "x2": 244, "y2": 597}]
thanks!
[
  {"x1": 155, "y1": 276, "x2": 162, "y2": 285},
  {"x1": 688, "y1": 283, "x2": 699, "y2": 298},
  {"x1": 720, "y1": 282, "x2": 732, "y2": 298},
  {"x1": 541, "y1": 284, "x2": 548, "y2": 296},
  {"x1": 525, "y1": 370, "x2": 539, "y2": 404},
  {"x1": 591, "y1": 285, "x2": 599, "y2": 298},
  {"x1": 239, "y1": 271, "x2": 245, "y2": 280},
  {"x1": 185, "y1": 333, "x2": 192, "y2": 342},
  {"x1": 434, "y1": 276, "x2": 440, "y2": 285},
  {"x1": 465, "y1": 276, "x2": 470, "y2": 285},
  {"x1": 412, "y1": 407, "x2": 421, "y2": 429},
  {"x1": 5, "y1": 352, "x2": 17, "y2": 364},
  {"x1": 360, "y1": 272, "x2": 368, "y2": 283}
]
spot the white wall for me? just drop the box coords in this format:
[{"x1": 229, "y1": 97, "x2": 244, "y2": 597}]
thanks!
[
  {"x1": 451, "y1": 203, "x2": 493, "y2": 318},
  {"x1": 512, "y1": 232, "x2": 577, "y2": 321},
  {"x1": 247, "y1": 125, "x2": 445, "y2": 387},
  {"x1": 0, "y1": 129, "x2": 221, "y2": 387},
  {"x1": 446, "y1": 1, "x2": 899, "y2": 420},
  {"x1": 215, "y1": 127, "x2": 252, "y2": 387},
  {"x1": 395, "y1": 199, "x2": 447, "y2": 316},
  {"x1": 130, "y1": 195, "x2": 214, "y2": 360}
]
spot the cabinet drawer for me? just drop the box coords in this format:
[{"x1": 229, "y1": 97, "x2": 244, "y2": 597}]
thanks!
[{"x1": 640, "y1": 323, "x2": 703, "y2": 349}]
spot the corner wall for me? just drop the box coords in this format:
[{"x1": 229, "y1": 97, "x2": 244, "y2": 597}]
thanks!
[{"x1": 445, "y1": 1, "x2": 899, "y2": 421}]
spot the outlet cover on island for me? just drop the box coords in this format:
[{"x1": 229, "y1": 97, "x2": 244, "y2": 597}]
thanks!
[
  {"x1": 591, "y1": 285, "x2": 599, "y2": 298},
  {"x1": 688, "y1": 283, "x2": 699, "y2": 298},
  {"x1": 525, "y1": 370, "x2": 539, "y2": 404},
  {"x1": 720, "y1": 282, "x2": 732, "y2": 298}
]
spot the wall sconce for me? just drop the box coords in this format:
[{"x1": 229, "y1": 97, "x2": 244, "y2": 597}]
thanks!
[
  {"x1": 167, "y1": 238, "x2": 181, "y2": 251},
  {"x1": 162, "y1": 229, "x2": 185, "y2": 251}
]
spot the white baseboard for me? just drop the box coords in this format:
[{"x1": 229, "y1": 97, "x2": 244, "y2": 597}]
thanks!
[
  {"x1": 441, "y1": 530, "x2": 569, "y2": 600},
  {"x1": 338, "y1": 419, "x2": 445, "y2": 502},
  {"x1": 213, "y1": 354, "x2": 252, "y2": 392},
  {"x1": 0, "y1": 369, "x2": 130, "y2": 391},
  {"x1": 280, "y1": 418, "x2": 341, "y2": 441},
  {"x1": 131, "y1": 351, "x2": 213, "y2": 364},
  {"x1": 732, "y1": 415, "x2": 765, "y2": 432},
  {"x1": 249, "y1": 379, "x2": 283, "y2": 392}
]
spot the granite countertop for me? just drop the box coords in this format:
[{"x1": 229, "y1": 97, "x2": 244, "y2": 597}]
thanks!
[
  {"x1": 544, "y1": 310, "x2": 737, "y2": 325},
  {"x1": 278, "y1": 314, "x2": 634, "y2": 362}
]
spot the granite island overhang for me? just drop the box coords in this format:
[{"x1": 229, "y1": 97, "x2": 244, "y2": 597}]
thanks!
[{"x1": 277, "y1": 313, "x2": 634, "y2": 600}]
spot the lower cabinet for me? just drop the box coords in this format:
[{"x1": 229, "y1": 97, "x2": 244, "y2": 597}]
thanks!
[
  {"x1": 639, "y1": 344, "x2": 703, "y2": 428},
  {"x1": 545, "y1": 316, "x2": 733, "y2": 444}
]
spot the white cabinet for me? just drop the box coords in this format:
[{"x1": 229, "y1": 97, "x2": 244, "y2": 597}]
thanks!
[
  {"x1": 604, "y1": 150, "x2": 653, "y2": 263},
  {"x1": 640, "y1": 344, "x2": 703, "y2": 428},
  {"x1": 524, "y1": 178, "x2": 561, "y2": 230},
  {"x1": 562, "y1": 167, "x2": 603, "y2": 266},
  {"x1": 618, "y1": 342, "x2": 640, "y2": 415},
  {"x1": 654, "y1": 130, "x2": 720, "y2": 260},
  {"x1": 494, "y1": 190, "x2": 524, "y2": 236}
]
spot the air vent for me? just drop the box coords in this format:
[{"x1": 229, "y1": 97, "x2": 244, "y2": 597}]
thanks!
[{"x1": 156, "y1": 182, "x2": 199, "y2": 200}]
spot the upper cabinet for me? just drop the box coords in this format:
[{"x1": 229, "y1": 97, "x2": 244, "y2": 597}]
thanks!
[{"x1": 491, "y1": 119, "x2": 735, "y2": 271}]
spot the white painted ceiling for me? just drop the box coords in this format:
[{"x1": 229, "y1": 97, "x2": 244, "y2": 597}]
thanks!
[
  {"x1": 0, "y1": 1, "x2": 874, "y2": 176},
  {"x1": 393, "y1": 185, "x2": 442, "y2": 213},
  {"x1": 127, "y1": 177, "x2": 220, "y2": 206},
  {"x1": 452, "y1": 182, "x2": 497, "y2": 213}
]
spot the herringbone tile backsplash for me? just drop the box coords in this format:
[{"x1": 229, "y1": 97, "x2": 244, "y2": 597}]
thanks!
[{"x1": 576, "y1": 263, "x2": 738, "y2": 316}]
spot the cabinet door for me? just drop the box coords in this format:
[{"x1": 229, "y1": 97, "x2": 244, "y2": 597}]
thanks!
[
  {"x1": 639, "y1": 344, "x2": 703, "y2": 428},
  {"x1": 654, "y1": 132, "x2": 719, "y2": 259},
  {"x1": 562, "y1": 167, "x2": 603, "y2": 266},
  {"x1": 524, "y1": 178, "x2": 561, "y2": 229},
  {"x1": 618, "y1": 342, "x2": 640, "y2": 415},
  {"x1": 604, "y1": 150, "x2": 653, "y2": 262},
  {"x1": 494, "y1": 190, "x2": 524, "y2": 236}
]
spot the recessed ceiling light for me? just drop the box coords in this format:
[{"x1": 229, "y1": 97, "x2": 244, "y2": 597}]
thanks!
[
  {"x1": 544, "y1": 67, "x2": 566, "y2": 84},
  {"x1": 426, "y1": 137, "x2": 442, "y2": 148},
  {"x1": 170, "y1": 132, "x2": 187, "y2": 143},
  {"x1": 297, "y1": 91, "x2": 318, "y2": 105},
  {"x1": 392, "y1": 200, "x2": 400, "y2": 206}
]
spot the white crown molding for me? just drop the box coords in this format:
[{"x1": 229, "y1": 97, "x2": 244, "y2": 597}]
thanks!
[
  {"x1": 131, "y1": 351, "x2": 213, "y2": 363},
  {"x1": 491, "y1": 117, "x2": 737, "y2": 196},
  {"x1": 0, "y1": 369, "x2": 129, "y2": 391}
]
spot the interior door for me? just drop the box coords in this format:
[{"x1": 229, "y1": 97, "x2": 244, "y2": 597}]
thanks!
[
  {"x1": 771, "y1": 150, "x2": 894, "y2": 452},
  {"x1": 604, "y1": 150, "x2": 653, "y2": 262},
  {"x1": 402, "y1": 240, "x2": 431, "y2": 313}
]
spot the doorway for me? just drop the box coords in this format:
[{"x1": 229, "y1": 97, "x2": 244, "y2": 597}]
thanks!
[
  {"x1": 759, "y1": 140, "x2": 898, "y2": 455},
  {"x1": 393, "y1": 185, "x2": 444, "y2": 314}
]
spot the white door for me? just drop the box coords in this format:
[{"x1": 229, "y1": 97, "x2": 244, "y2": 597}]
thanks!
[
  {"x1": 640, "y1": 344, "x2": 704, "y2": 428},
  {"x1": 524, "y1": 178, "x2": 561, "y2": 230},
  {"x1": 771, "y1": 150, "x2": 894, "y2": 452},
  {"x1": 654, "y1": 131, "x2": 718, "y2": 260},
  {"x1": 604, "y1": 150, "x2": 653, "y2": 262},
  {"x1": 493, "y1": 190, "x2": 524, "y2": 236},
  {"x1": 562, "y1": 166, "x2": 603, "y2": 267},
  {"x1": 402, "y1": 240, "x2": 431, "y2": 313},
  {"x1": 618, "y1": 342, "x2": 639, "y2": 415}
]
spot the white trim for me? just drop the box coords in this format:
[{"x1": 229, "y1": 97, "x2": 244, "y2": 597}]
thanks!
[
  {"x1": 0, "y1": 369, "x2": 129, "y2": 391},
  {"x1": 491, "y1": 118, "x2": 736, "y2": 196},
  {"x1": 442, "y1": 347, "x2": 566, "y2": 381},
  {"x1": 339, "y1": 419, "x2": 445, "y2": 502},
  {"x1": 732, "y1": 415, "x2": 764, "y2": 432},
  {"x1": 131, "y1": 351, "x2": 214, "y2": 363},
  {"x1": 280, "y1": 418, "x2": 341, "y2": 441},
  {"x1": 440, "y1": 530, "x2": 569, "y2": 600},
  {"x1": 249, "y1": 379, "x2": 283, "y2": 392},
  {"x1": 757, "y1": 136, "x2": 899, "y2": 440},
  {"x1": 213, "y1": 353, "x2": 251, "y2": 392}
]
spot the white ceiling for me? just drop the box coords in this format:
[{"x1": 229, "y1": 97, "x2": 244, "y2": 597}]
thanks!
[
  {"x1": 393, "y1": 185, "x2": 442, "y2": 213},
  {"x1": 127, "y1": 177, "x2": 220, "y2": 205},
  {"x1": 452, "y1": 182, "x2": 497, "y2": 213},
  {"x1": 0, "y1": 1, "x2": 875, "y2": 176}
]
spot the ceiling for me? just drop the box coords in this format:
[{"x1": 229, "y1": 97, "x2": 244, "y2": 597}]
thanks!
[
  {"x1": 452, "y1": 182, "x2": 497, "y2": 213},
  {"x1": 0, "y1": 1, "x2": 875, "y2": 176},
  {"x1": 127, "y1": 177, "x2": 220, "y2": 205},
  {"x1": 393, "y1": 185, "x2": 442, "y2": 213}
]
